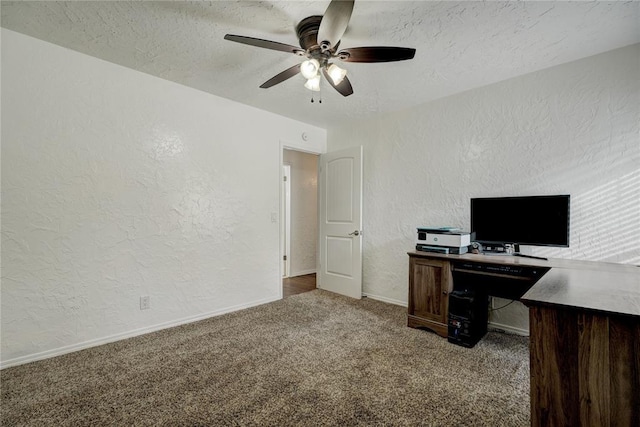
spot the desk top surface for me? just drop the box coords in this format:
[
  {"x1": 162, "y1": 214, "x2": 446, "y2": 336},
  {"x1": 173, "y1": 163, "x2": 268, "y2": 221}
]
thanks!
[{"x1": 408, "y1": 250, "x2": 640, "y2": 317}]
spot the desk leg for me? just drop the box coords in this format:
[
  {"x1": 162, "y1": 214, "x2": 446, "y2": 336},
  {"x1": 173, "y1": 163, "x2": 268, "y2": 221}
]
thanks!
[
  {"x1": 529, "y1": 305, "x2": 640, "y2": 427},
  {"x1": 529, "y1": 306, "x2": 579, "y2": 426},
  {"x1": 609, "y1": 319, "x2": 640, "y2": 426}
]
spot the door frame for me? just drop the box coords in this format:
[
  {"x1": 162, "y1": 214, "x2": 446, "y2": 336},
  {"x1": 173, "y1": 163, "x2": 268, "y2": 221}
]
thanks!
[
  {"x1": 282, "y1": 164, "x2": 291, "y2": 278},
  {"x1": 279, "y1": 140, "x2": 324, "y2": 299}
]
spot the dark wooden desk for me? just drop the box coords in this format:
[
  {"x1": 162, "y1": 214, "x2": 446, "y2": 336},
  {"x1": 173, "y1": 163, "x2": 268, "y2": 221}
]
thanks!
[
  {"x1": 522, "y1": 267, "x2": 640, "y2": 427},
  {"x1": 407, "y1": 251, "x2": 640, "y2": 427}
]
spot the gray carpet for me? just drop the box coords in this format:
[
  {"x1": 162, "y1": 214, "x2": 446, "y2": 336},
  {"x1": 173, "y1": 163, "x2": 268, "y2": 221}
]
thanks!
[{"x1": 1, "y1": 290, "x2": 530, "y2": 426}]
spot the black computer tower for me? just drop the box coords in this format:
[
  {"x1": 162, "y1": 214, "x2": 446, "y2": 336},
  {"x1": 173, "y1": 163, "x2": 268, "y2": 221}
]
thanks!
[{"x1": 447, "y1": 288, "x2": 488, "y2": 348}]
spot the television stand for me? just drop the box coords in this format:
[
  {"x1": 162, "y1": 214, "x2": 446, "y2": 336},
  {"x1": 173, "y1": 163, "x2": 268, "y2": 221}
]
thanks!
[
  {"x1": 514, "y1": 253, "x2": 548, "y2": 261},
  {"x1": 510, "y1": 244, "x2": 549, "y2": 261}
]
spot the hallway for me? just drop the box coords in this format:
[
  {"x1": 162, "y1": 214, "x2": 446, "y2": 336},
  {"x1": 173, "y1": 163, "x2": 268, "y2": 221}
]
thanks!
[{"x1": 283, "y1": 274, "x2": 316, "y2": 298}]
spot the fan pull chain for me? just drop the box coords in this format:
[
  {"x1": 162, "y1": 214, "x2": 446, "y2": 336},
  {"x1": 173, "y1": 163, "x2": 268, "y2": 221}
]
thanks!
[{"x1": 310, "y1": 81, "x2": 322, "y2": 104}]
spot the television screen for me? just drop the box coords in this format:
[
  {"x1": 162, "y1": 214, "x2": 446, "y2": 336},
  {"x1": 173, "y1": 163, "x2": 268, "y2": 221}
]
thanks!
[{"x1": 470, "y1": 195, "x2": 570, "y2": 247}]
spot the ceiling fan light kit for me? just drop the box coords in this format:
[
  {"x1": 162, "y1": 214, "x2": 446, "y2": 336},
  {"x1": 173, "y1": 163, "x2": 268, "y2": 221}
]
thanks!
[
  {"x1": 326, "y1": 63, "x2": 347, "y2": 86},
  {"x1": 304, "y1": 75, "x2": 321, "y2": 92},
  {"x1": 224, "y1": 0, "x2": 416, "y2": 98},
  {"x1": 300, "y1": 59, "x2": 321, "y2": 80}
]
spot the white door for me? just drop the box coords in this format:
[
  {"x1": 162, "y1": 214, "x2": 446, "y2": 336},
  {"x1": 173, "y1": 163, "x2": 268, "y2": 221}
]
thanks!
[{"x1": 318, "y1": 146, "x2": 363, "y2": 299}]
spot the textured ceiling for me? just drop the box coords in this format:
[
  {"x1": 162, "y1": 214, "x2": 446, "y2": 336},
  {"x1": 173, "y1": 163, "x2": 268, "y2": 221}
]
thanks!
[{"x1": 2, "y1": 1, "x2": 639, "y2": 128}]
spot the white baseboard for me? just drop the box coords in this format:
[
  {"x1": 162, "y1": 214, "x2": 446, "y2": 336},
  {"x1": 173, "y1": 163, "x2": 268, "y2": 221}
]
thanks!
[
  {"x1": 363, "y1": 292, "x2": 407, "y2": 307},
  {"x1": 288, "y1": 269, "x2": 316, "y2": 277},
  {"x1": 0, "y1": 295, "x2": 280, "y2": 370},
  {"x1": 488, "y1": 321, "x2": 529, "y2": 337}
]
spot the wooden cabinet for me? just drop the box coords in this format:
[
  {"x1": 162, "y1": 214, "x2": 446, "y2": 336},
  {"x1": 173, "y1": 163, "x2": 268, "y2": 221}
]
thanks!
[{"x1": 407, "y1": 254, "x2": 452, "y2": 337}]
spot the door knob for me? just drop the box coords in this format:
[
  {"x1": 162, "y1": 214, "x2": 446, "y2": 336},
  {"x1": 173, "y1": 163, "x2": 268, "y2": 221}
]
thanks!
[{"x1": 349, "y1": 230, "x2": 360, "y2": 236}]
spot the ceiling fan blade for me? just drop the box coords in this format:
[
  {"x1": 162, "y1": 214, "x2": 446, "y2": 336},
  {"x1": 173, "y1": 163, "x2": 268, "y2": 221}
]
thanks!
[
  {"x1": 317, "y1": 0, "x2": 355, "y2": 50},
  {"x1": 260, "y1": 63, "x2": 302, "y2": 89},
  {"x1": 337, "y1": 47, "x2": 416, "y2": 63},
  {"x1": 224, "y1": 34, "x2": 303, "y2": 55},
  {"x1": 322, "y1": 67, "x2": 354, "y2": 97}
]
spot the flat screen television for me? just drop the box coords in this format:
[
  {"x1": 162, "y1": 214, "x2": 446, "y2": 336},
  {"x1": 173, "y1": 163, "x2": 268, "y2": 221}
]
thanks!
[{"x1": 470, "y1": 195, "x2": 570, "y2": 248}]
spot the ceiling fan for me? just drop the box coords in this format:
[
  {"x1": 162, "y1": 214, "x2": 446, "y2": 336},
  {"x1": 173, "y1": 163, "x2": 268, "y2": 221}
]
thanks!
[{"x1": 224, "y1": 0, "x2": 416, "y2": 97}]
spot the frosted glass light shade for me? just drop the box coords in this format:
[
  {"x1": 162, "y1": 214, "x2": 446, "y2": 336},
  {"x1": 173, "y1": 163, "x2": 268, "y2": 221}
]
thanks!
[
  {"x1": 300, "y1": 59, "x2": 320, "y2": 79},
  {"x1": 304, "y1": 75, "x2": 321, "y2": 91},
  {"x1": 327, "y1": 63, "x2": 347, "y2": 85}
]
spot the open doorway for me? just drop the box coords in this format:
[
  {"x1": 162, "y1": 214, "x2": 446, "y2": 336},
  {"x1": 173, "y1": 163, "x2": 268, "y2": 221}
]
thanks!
[{"x1": 282, "y1": 148, "x2": 319, "y2": 297}]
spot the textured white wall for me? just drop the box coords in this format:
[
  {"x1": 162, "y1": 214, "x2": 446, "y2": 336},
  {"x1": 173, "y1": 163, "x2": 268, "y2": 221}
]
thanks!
[
  {"x1": 283, "y1": 150, "x2": 318, "y2": 277},
  {"x1": 0, "y1": 29, "x2": 326, "y2": 366},
  {"x1": 328, "y1": 44, "x2": 640, "y2": 332}
]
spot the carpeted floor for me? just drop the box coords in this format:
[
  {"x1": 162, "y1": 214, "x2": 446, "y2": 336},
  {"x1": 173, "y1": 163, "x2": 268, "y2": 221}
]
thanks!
[{"x1": 1, "y1": 290, "x2": 530, "y2": 426}]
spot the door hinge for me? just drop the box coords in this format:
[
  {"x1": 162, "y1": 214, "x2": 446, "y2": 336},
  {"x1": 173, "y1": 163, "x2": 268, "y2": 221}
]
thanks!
[
  {"x1": 283, "y1": 255, "x2": 287, "y2": 261},
  {"x1": 283, "y1": 175, "x2": 287, "y2": 182}
]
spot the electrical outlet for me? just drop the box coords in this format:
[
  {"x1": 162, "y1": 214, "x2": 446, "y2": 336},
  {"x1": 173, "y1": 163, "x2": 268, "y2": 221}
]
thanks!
[{"x1": 140, "y1": 296, "x2": 150, "y2": 310}]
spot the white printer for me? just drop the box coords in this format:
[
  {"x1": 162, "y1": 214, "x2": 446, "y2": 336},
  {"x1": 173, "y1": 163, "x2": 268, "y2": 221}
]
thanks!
[{"x1": 416, "y1": 227, "x2": 474, "y2": 254}]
